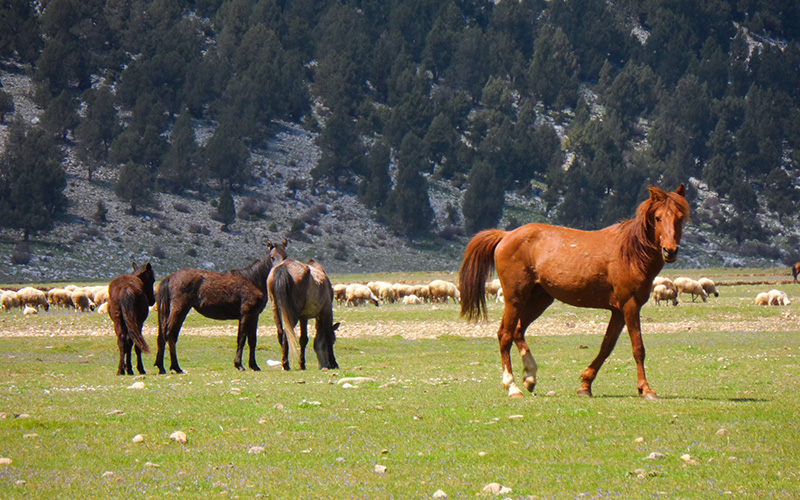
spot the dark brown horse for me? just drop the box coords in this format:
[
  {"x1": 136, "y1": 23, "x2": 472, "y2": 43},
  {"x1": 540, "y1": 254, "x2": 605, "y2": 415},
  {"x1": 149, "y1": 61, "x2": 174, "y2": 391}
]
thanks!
[
  {"x1": 460, "y1": 185, "x2": 689, "y2": 399},
  {"x1": 107, "y1": 262, "x2": 156, "y2": 375},
  {"x1": 793, "y1": 262, "x2": 800, "y2": 282},
  {"x1": 267, "y1": 258, "x2": 339, "y2": 370},
  {"x1": 154, "y1": 241, "x2": 287, "y2": 373}
]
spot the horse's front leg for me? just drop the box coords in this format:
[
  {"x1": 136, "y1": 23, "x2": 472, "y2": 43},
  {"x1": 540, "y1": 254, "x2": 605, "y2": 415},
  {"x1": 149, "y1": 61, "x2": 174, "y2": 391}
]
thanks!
[
  {"x1": 497, "y1": 314, "x2": 522, "y2": 398},
  {"x1": 623, "y1": 304, "x2": 656, "y2": 400},
  {"x1": 578, "y1": 310, "x2": 625, "y2": 397},
  {"x1": 298, "y1": 320, "x2": 309, "y2": 370},
  {"x1": 114, "y1": 322, "x2": 129, "y2": 376},
  {"x1": 235, "y1": 314, "x2": 260, "y2": 371}
]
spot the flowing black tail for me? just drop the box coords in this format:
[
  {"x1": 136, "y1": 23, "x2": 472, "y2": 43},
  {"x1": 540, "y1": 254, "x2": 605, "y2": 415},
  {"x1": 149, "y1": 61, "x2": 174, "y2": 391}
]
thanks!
[{"x1": 120, "y1": 288, "x2": 150, "y2": 353}]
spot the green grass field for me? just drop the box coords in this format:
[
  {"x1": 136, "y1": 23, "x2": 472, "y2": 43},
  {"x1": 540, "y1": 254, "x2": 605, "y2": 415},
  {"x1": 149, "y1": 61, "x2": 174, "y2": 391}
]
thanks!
[{"x1": 1, "y1": 269, "x2": 799, "y2": 499}]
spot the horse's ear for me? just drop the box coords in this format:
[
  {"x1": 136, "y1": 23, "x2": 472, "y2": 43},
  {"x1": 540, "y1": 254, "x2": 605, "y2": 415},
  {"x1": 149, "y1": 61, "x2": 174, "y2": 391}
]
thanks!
[
  {"x1": 281, "y1": 237, "x2": 288, "y2": 247},
  {"x1": 131, "y1": 262, "x2": 139, "y2": 271},
  {"x1": 675, "y1": 183, "x2": 686, "y2": 197},
  {"x1": 267, "y1": 240, "x2": 274, "y2": 249},
  {"x1": 145, "y1": 262, "x2": 152, "y2": 271},
  {"x1": 648, "y1": 186, "x2": 666, "y2": 201},
  {"x1": 332, "y1": 322, "x2": 340, "y2": 332}
]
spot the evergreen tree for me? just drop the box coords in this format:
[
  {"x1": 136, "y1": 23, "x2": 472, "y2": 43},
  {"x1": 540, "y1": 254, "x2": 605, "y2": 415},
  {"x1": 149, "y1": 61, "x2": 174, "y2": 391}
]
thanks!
[
  {"x1": 462, "y1": 160, "x2": 504, "y2": 234},
  {"x1": 40, "y1": 90, "x2": 79, "y2": 141},
  {"x1": 0, "y1": 119, "x2": 67, "y2": 240},
  {"x1": 216, "y1": 185, "x2": 236, "y2": 228},
  {"x1": 764, "y1": 168, "x2": 798, "y2": 222},
  {"x1": 381, "y1": 133, "x2": 434, "y2": 240},
  {"x1": 114, "y1": 161, "x2": 154, "y2": 215},
  {"x1": 312, "y1": 108, "x2": 365, "y2": 188},
  {"x1": 75, "y1": 86, "x2": 119, "y2": 181},
  {"x1": 0, "y1": 89, "x2": 14, "y2": 123},
  {"x1": 527, "y1": 25, "x2": 580, "y2": 109},
  {"x1": 160, "y1": 109, "x2": 200, "y2": 192},
  {"x1": 202, "y1": 120, "x2": 250, "y2": 186},
  {"x1": 358, "y1": 141, "x2": 391, "y2": 209}
]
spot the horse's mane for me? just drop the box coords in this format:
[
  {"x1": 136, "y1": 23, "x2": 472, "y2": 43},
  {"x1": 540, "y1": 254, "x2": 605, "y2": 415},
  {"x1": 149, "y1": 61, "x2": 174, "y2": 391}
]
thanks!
[
  {"x1": 618, "y1": 189, "x2": 690, "y2": 274},
  {"x1": 231, "y1": 252, "x2": 273, "y2": 288}
]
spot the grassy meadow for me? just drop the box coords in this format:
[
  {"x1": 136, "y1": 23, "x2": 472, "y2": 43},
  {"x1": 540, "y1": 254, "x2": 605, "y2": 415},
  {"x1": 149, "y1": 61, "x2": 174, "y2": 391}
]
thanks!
[{"x1": 1, "y1": 268, "x2": 799, "y2": 499}]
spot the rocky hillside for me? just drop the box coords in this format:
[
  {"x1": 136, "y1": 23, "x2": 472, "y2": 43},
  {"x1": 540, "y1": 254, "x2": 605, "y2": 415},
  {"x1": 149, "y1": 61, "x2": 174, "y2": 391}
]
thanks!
[{"x1": 1, "y1": 70, "x2": 796, "y2": 285}]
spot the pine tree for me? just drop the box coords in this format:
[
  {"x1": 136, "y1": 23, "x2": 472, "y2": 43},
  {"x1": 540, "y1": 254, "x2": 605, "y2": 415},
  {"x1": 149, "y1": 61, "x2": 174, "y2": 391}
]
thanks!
[
  {"x1": 216, "y1": 185, "x2": 236, "y2": 229},
  {"x1": 381, "y1": 133, "x2": 434, "y2": 240},
  {"x1": 0, "y1": 119, "x2": 66, "y2": 240},
  {"x1": 160, "y1": 110, "x2": 200, "y2": 192},
  {"x1": 462, "y1": 160, "x2": 504, "y2": 234},
  {"x1": 114, "y1": 162, "x2": 154, "y2": 215}
]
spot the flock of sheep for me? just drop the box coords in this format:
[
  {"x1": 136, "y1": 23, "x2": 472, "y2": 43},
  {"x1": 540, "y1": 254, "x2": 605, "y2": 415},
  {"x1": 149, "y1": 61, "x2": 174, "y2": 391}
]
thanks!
[
  {"x1": 649, "y1": 275, "x2": 791, "y2": 307},
  {"x1": 0, "y1": 274, "x2": 792, "y2": 316},
  {"x1": 0, "y1": 285, "x2": 110, "y2": 315},
  {"x1": 333, "y1": 279, "x2": 461, "y2": 307}
]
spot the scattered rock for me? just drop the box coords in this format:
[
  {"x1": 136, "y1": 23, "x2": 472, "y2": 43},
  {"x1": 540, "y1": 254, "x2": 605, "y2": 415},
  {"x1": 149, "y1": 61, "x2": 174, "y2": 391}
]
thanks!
[
  {"x1": 132, "y1": 434, "x2": 145, "y2": 443},
  {"x1": 716, "y1": 428, "x2": 729, "y2": 436},
  {"x1": 508, "y1": 414, "x2": 524, "y2": 420},
  {"x1": 634, "y1": 437, "x2": 645, "y2": 443},
  {"x1": 106, "y1": 409, "x2": 125, "y2": 415},
  {"x1": 644, "y1": 452, "x2": 666, "y2": 460},
  {"x1": 481, "y1": 483, "x2": 512, "y2": 495},
  {"x1": 545, "y1": 391, "x2": 556, "y2": 397},
  {"x1": 374, "y1": 464, "x2": 387, "y2": 474},
  {"x1": 0, "y1": 457, "x2": 12, "y2": 465},
  {"x1": 102, "y1": 471, "x2": 114, "y2": 478},
  {"x1": 432, "y1": 489, "x2": 447, "y2": 499},
  {"x1": 248, "y1": 446, "x2": 265, "y2": 455},
  {"x1": 127, "y1": 382, "x2": 145, "y2": 390},
  {"x1": 15, "y1": 480, "x2": 26, "y2": 486},
  {"x1": 340, "y1": 383, "x2": 355, "y2": 389},
  {"x1": 337, "y1": 377, "x2": 375, "y2": 385},
  {"x1": 22, "y1": 433, "x2": 38, "y2": 439},
  {"x1": 170, "y1": 430, "x2": 187, "y2": 444}
]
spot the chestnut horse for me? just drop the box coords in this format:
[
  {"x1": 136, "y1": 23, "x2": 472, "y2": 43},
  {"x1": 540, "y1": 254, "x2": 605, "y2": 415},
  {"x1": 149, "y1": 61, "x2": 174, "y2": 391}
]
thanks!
[
  {"x1": 460, "y1": 185, "x2": 689, "y2": 399},
  {"x1": 793, "y1": 262, "x2": 800, "y2": 282},
  {"x1": 155, "y1": 241, "x2": 287, "y2": 374},
  {"x1": 267, "y1": 258, "x2": 339, "y2": 370},
  {"x1": 107, "y1": 262, "x2": 156, "y2": 375}
]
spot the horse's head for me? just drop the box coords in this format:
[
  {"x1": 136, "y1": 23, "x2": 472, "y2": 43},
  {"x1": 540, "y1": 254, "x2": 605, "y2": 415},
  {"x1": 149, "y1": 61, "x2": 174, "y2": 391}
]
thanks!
[
  {"x1": 268, "y1": 238, "x2": 288, "y2": 264},
  {"x1": 647, "y1": 184, "x2": 690, "y2": 263},
  {"x1": 314, "y1": 321, "x2": 339, "y2": 369},
  {"x1": 133, "y1": 262, "x2": 156, "y2": 306}
]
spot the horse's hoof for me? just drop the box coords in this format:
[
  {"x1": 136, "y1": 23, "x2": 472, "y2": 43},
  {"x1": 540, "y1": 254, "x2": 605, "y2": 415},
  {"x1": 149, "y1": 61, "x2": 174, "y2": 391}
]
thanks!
[
  {"x1": 251, "y1": 366, "x2": 261, "y2": 372},
  {"x1": 642, "y1": 392, "x2": 658, "y2": 401},
  {"x1": 523, "y1": 377, "x2": 536, "y2": 393},
  {"x1": 508, "y1": 391, "x2": 523, "y2": 398},
  {"x1": 576, "y1": 389, "x2": 592, "y2": 397}
]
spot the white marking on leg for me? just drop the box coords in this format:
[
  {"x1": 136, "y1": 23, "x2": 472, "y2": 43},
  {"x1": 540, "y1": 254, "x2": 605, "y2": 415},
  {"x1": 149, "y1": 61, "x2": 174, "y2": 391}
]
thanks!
[
  {"x1": 503, "y1": 369, "x2": 523, "y2": 397},
  {"x1": 520, "y1": 350, "x2": 538, "y2": 392}
]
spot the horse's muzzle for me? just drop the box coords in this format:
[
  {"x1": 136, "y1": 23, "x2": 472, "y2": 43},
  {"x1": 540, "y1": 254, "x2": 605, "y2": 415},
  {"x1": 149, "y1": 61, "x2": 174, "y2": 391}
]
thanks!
[{"x1": 662, "y1": 247, "x2": 679, "y2": 263}]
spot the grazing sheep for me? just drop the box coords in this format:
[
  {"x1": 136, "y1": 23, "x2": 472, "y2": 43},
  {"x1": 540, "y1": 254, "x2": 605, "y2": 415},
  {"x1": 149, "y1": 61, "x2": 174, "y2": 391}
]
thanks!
[
  {"x1": 486, "y1": 279, "x2": 502, "y2": 300},
  {"x1": 412, "y1": 285, "x2": 430, "y2": 303},
  {"x1": 97, "y1": 302, "x2": 109, "y2": 314},
  {"x1": 23, "y1": 305, "x2": 38, "y2": 315},
  {"x1": 16, "y1": 287, "x2": 50, "y2": 311},
  {"x1": 496, "y1": 287, "x2": 504, "y2": 303},
  {"x1": 392, "y1": 283, "x2": 415, "y2": 300},
  {"x1": 333, "y1": 284, "x2": 347, "y2": 306},
  {"x1": 70, "y1": 289, "x2": 95, "y2": 312},
  {"x1": 652, "y1": 284, "x2": 678, "y2": 306},
  {"x1": 651, "y1": 276, "x2": 675, "y2": 292},
  {"x1": 768, "y1": 289, "x2": 791, "y2": 306},
  {"x1": 403, "y1": 294, "x2": 422, "y2": 305},
  {"x1": 345, "y1": 283, "x2": 379, "y2": 307},
  {"x1": 673, "y1": 277, "x2": 707, "y2": 302},
  {"x1": 755, "y1": 292, "x2": 770, "y2": 306},
  {"x1": 428, "y1": 280, "x2": 461, "y2": 304},
  {"x1": 698, "y1": 278, "x2": 719, "y2": 298},
  {"x1": 1, "y1": 290, "x2": 19, "y2": 312},
  {"x1": 48, "y1": 288, "x2": 73, "y2": 309},
  {"x1": 378, "y1": 284, "x2": 396, "y2": 304}
]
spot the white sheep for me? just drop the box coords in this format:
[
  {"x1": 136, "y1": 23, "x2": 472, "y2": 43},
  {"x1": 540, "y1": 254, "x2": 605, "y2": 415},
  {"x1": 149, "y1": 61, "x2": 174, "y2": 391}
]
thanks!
[
  {"x1": 768, "y1": 289, "x2": 791, "y2": 306},
  {"x1": 392, "y1": 283, "x2": 415, "y2": 300},
  {"x1": 16, "y1": 287, "x2": 50, "y2": 311},
  {"x1": 652, "y1": 284, "x2": 678, "y2": 306},
  {"x1": 345, "y1": 283, "x2": 379, "y2": 307},
  {"x1": 48, "y1": 288, "x2": 73, "y2": 309},
  {"x1": 378, "y1": 284, "x2": 396, "y2": 304},
  {"x1": 70, "y1": 289, "x2": 95, "y2": 312},
  {"x1": 1, "y1": 290, "x2": 19, "y2": 312},
  {"x1": 23, "y1": 305, "x2": 38, "y2": 315},
  {"x1": 698, "y1": 278, "x2": 719, "y2": 298},
  {"x1": 412, "y1": 285, "x2": 430, "y2": 303},
  {"x1": 486, "y1": 279, "x2": 502, "y2": 300},
  {"x1": 428, "y1": 280, "x2": 460, "y2": 304},
  {"x1": 651, "y1": 276, "x2": 675, "y2": 292},
  {"x1": 755, "y1": 292, "x2": 770, "y2": 306},
  {"x1": 403, "y1": 294, "x2": 422, "y2": 305},
  {"x1": 333, "y1": 283, "x2": 348, "y2": 306},
  {"x1": 673, "y1": 277, "x2": 707, "y2": 302}
]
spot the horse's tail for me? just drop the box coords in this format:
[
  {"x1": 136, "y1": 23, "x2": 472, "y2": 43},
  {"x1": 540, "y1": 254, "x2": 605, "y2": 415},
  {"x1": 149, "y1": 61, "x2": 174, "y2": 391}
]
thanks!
[
  {"x1": 120, "y1": 288, "x2": 150, "y2": 354},
  {"x1": 156, "y1": 275, "x2": 171, "y2": 346},
  {"x1": 459, "y1": 229, "x2": 506, "y2": 322},
  {"x1": 271, "y1": 265, "x2": 300, "y2": 361}
]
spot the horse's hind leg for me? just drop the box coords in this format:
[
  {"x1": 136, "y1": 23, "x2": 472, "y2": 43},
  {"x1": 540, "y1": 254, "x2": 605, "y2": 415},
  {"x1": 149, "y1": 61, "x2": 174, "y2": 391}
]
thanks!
[
  {"x1": 235, "y1": 314, "x2": 260, "y2": 371},
  {"x1": 497, "y1": 291, "x2": 552, "y2": 398},
  {"x1": 578, "y1": 310, "x2": 625, "y2": 397},
  {"x1": 134, "y1": 344, "x2": 146, "y2": 375},
  {"x1": 298, "y1": 320, "x2": 309, "y2": 370},
  {"x1": 114, "y1": 322, "x2": 128, "y2": 376},
  {"x1": 513, "y1": 292, "x2": 553, "y2": 394}
]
